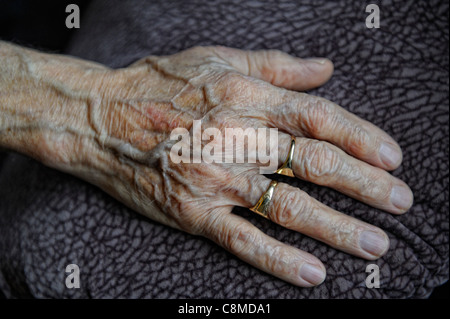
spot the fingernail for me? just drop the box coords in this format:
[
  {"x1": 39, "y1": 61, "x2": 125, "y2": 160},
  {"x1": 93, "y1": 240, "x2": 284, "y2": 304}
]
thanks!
[
  {"x1": 390, "y1": 185, "x2": 413, "y2": 210},
  {"x1": 299, "y1": 263, "x2": 326, "y2": 285},
  {"x1": 379, "y1": 142, "x2": 402, "y2": 167},
  {"x1": 305, "y1": 57, "x2": 328, "y2": 65},
  {"x1": 359, "y1": 231, "x2": 389, "y2": 256}
]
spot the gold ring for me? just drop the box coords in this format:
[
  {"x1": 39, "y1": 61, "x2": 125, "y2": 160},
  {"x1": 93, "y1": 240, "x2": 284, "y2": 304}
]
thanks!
[
  {"x1": 249, "y1": 180, "x2": 278, "y2": 219},
  {"x1": 276, "y1": 136, "x2": 295, "y2": 177}
]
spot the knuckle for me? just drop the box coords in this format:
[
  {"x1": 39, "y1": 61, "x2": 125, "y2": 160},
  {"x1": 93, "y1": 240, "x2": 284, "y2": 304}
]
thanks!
[
  {"x1": 271, "y1": 190, "x2": 297, "y2": 226},
  {"x1": 258, "y1": 50, "x2": 299, "y2": 89},
  {"x1": 264, "y1": 244, "x2": 294, "y2": 275},
  {"x1": 329, "y1": 218, "x2": 358, "y2": 246},
  {"x1": 217, "y1": 71, "x2": 259, "y2": 102},
  {"x1": 363, "y1": 170, "x2": 392, "y2": 201},
  {"x1": 221, "y1": 222, "x2": 255, "y2": 254},
  {"x1": 254, "y1": 50, "x2": 289, "y2": 86},
  {"x1": 299, "y1": 95, "x2": 336, "y2": 137},
  {"x1": 345, "y1": 125, "x2": 371, "y2": 156},
  {"x1": 298, "y1": 140, "x2": 343, "y2": 180},
  {"x1": 271, "y1": 189, "x2": 311, "y2": 228}
]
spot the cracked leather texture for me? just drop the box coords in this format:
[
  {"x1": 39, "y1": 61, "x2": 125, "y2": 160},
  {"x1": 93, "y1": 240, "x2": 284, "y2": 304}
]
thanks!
[{"x1": 0, "y1": 0, "x2": 448, "y2": 298}]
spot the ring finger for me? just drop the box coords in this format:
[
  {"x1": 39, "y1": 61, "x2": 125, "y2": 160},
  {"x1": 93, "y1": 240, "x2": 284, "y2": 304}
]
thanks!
[{"x1": 230, "y1": 174, "x2": 390, "y2": 260}]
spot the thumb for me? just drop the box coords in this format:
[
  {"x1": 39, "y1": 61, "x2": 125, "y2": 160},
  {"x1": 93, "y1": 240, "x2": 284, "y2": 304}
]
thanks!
[{"x1": 211, "y1": 46, "x2": 334, "y2": 91}]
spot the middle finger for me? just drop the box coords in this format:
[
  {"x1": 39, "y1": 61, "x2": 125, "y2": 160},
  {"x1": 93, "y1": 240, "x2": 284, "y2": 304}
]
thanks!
[{"x1": 277, "y1": 133, "x2": 413, "y2": 214}]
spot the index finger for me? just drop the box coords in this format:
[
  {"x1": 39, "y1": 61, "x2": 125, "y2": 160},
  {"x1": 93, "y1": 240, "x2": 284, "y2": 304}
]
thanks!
[{"x1": 269, "y1": 92, "x2": 403, "y2": 170}]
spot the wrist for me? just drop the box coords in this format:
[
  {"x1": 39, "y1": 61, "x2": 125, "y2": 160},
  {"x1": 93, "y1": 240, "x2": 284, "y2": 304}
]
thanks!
[{"x1": 0, "y1": 41, "x2": 107, "y2": 171}]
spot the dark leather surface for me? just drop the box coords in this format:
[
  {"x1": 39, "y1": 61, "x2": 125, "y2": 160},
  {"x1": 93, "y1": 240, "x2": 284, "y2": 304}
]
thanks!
[{"x1": 0, "y1": 0, "x2": 448, "y2": 298}]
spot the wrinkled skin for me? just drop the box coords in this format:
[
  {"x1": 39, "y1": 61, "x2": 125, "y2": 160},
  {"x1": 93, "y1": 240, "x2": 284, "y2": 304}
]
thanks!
[{"x1": 0, "y1": 43, "x2": 413, "y2": 287}]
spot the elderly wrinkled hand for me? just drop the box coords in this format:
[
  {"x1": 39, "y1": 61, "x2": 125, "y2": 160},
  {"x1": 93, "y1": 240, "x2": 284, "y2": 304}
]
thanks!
[{"x1": 0, "y1": 42, "x2": 413, "y2": 287}]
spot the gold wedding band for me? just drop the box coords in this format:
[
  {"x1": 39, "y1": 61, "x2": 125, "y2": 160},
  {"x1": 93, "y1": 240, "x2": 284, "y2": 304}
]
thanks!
[
  {"x1": 276, "y1": 135, "x2": 295, "y2": 177},
  {"x1": 250, "y1": 180, "x2": 278, "y2": 219}
]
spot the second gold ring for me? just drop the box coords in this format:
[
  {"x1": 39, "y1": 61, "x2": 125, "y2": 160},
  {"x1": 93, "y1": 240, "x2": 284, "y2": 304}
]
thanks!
[{"x1": 276, "y1": 136, "x2": 295, "y2": 177}]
